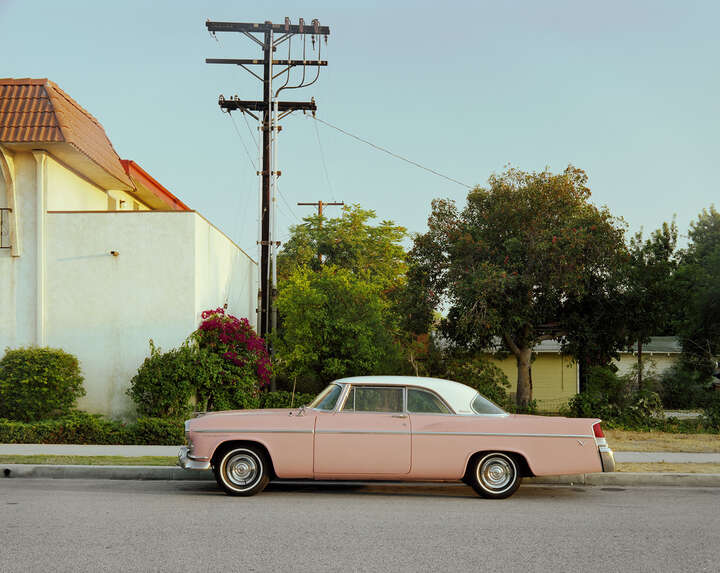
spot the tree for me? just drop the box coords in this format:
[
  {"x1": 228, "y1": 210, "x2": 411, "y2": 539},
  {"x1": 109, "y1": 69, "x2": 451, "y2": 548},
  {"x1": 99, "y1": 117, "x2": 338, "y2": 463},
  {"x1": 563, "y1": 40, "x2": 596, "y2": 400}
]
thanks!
[
  {"x1": 278, "y1": 204, "x2": 407, "y2": 294},
  {"x1": 622, "y1": 222, "x2": 679, "y2": 388},
  {"x1": 410, "y1": 166, "x2": 626, "y2": 408},
  {"x1": 675, "y1": 207, "x2": 720, "y2": 373},
  {"x1": 275, "y1": 205, "x2": 408, "y2": 389},
  {"x1": 274, "y1": 266, "x2": 400, "y2": 389}
]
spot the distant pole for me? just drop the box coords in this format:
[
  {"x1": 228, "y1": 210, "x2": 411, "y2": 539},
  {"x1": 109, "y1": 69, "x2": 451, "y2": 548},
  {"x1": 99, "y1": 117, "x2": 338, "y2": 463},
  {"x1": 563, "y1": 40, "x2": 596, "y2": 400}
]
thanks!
[{"x1": 297, "y1": 201, "x2": 344, "y2": 263}]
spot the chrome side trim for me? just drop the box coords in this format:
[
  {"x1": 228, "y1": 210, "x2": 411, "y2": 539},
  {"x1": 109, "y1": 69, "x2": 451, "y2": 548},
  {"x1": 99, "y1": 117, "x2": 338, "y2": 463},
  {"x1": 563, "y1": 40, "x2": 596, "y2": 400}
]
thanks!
[
  {"x1": 413, "y1": 431, "x2": 594, "y2": 439},
  {"x1": 193, "y1": 428, "x2": 314, "y2": 434},
  {"x1": 315, "y1": 429, "x2": 410, "y2": 436}
]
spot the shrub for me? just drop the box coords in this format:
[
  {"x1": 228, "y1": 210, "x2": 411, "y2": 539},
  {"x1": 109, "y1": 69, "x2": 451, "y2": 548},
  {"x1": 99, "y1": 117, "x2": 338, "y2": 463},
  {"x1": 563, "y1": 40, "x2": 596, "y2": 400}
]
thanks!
[
  {"x1": 128, "y1": 309, "x2": 269, "y2": 417},
  {"x1": 660, "y1": 363, "x2": 713, "y2": 409},
  {"x1": 259, "y1": 391, "x2": 317, "y2": 409},
  {"x1": 702, "y1": 394, "x2": 720, "y2": 430},
  {"x1": 0, "y1": 347, "x2": 86, "y2": 422},
  {"x1": 127, "y1": 341, "x2": 207, "y2": 418},
  {"x1": 192, "y1": 308, "x2": 271, "y2": 387},
  {"x1": 566, "y1": 365, "x2": 664, "y2": 428}
]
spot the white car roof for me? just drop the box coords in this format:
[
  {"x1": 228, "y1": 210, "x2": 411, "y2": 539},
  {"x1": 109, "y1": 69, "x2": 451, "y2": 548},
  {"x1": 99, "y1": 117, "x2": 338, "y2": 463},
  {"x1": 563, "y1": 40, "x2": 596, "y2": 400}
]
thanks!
[{"x1": 333, "y1": 376, "x2": 487, "y2": 415}]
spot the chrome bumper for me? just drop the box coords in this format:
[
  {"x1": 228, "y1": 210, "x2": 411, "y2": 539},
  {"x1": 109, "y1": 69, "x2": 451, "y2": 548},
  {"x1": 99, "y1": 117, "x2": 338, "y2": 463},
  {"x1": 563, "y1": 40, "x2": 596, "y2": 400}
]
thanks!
[
  {"x1": 599, "y1": 446, "x2": 616, "y2": 472},
  {"x1": 177, "y1": 446, "x2": 212, "y2": 470}
]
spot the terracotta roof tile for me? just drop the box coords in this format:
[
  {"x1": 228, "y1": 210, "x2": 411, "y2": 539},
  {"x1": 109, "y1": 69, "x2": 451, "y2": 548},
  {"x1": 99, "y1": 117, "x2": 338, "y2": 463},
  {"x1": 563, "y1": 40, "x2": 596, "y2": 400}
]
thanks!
[{"x1": 0, "y1": 78, "x2": 132, "y2": 188}]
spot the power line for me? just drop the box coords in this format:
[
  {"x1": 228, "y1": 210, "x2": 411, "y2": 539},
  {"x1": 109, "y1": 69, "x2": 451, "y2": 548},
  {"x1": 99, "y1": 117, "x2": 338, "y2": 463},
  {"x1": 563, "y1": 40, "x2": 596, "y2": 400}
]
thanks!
[
  {"x1": 312, "y1": 115, "x2": 335, "y2": 201},
  {"x1": 276, "y1": 180, "x2": 301, "y2": 222},
  {"x1": 310, "y1": 115, "x2": 472, "y2": 189},
  {"x1": 228, "y1": 112, "x2": 257, "y2": 171}
]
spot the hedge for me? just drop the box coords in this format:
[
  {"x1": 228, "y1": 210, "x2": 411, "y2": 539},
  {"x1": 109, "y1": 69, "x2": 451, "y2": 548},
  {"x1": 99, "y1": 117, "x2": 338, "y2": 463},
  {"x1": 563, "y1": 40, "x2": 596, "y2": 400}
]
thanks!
[
  {"x1": 0, "y1": 412, "x2": 183, "y2": 445},
  {"x1": 0, "y1": 393, "x2": 316, "y2": 445}
]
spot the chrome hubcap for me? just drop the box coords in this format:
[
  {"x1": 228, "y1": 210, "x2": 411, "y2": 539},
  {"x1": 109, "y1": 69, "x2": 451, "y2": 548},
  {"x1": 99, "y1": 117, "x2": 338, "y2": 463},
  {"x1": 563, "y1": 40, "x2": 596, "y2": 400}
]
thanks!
[
  {"x1": 479, "y1": 456, "x2": 514, "y2": 491},
  {"x1": 225, "y1": 452, "x2": 259, "y2": 487}
]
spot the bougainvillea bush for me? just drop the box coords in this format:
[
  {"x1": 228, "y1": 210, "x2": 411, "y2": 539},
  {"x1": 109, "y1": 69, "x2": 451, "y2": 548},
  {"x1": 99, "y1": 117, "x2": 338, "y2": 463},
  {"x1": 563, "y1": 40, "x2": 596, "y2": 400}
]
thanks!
[
  {"x1": 128, "y1": 309, "x2": 271, "y2": 416},
  {"x1": 192, "y1": 308, "x2": 271, "y2": 388}
]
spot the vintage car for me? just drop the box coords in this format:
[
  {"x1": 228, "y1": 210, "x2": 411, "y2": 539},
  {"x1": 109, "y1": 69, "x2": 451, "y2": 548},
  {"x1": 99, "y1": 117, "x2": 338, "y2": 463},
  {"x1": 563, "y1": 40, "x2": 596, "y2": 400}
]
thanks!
[{"x1": 178, "y1": 376, "x2": 615, "y2": 499}]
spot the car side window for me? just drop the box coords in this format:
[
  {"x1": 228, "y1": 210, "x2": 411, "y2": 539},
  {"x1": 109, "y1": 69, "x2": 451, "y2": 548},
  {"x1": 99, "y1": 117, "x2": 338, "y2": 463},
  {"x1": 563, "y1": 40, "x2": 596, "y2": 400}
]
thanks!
[
  {"x1": 342, "y1": 386, "x2": 404, "y2": 413},
  {"x1": 407, "y1": 388, "x2": 451, "y2": 414}
]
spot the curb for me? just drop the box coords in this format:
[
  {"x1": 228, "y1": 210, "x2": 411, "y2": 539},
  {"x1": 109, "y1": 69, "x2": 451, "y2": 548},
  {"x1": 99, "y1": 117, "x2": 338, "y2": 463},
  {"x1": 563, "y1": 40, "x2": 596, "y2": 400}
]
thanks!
[
  {"x1": 3, "y1": 465, "x2": 720, "y2": 487},
  {"x1": 1, "y1": 465, "x2": 214, "y2": 481}
]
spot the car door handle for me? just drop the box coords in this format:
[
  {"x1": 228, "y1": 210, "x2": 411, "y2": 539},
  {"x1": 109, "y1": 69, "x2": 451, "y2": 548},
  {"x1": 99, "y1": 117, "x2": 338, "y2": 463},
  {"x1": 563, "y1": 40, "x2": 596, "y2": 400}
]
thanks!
[{"x1": 392, "y1": 414, "x2": 408, "y2": 419}]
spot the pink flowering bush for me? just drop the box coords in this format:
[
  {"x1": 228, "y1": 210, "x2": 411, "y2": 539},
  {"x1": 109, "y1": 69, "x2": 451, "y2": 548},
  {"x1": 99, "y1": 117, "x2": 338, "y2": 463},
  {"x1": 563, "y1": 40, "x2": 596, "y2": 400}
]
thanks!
[
  {"x1": 128, "y1": 310, "x2": 271, "y2": 417},
  {"x1": 189, "y1": 308, "x2": 272, "y2": 411},
  {"x1": 193, "y1": 308, "x2": 271, "y2": 386}
]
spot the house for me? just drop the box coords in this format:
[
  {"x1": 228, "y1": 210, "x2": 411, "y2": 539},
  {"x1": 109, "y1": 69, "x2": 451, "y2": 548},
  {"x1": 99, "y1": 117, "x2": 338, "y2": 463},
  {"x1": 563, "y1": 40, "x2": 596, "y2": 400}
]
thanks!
[
  {"x1": 0, "y1": 78, "x2": 256, "y2": 418},
  {"x1": 613, "y1": 336, "x2": 682, "y2": 378},
  {"x1": 485, "y1": 340, "x2": 578, "y2": 412}
]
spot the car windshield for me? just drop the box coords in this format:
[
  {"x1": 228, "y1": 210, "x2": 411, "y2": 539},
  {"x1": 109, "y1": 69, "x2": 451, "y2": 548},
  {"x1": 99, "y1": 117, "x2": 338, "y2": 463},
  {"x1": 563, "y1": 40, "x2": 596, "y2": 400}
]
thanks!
[
  {"x1": 471, "y1": 392, "x2": 506, "y2": 415},
  {"x1": 308, "y1": 384, "x2": 343, "y2": 411}
]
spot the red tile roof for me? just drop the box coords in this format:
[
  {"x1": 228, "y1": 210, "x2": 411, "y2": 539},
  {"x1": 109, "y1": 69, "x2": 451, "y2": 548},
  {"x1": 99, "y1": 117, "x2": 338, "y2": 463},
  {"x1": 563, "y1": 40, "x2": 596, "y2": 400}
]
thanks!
[
  {"x1": 0, "y1": 78, "x2": 132, "y2": 188},
  {"x1": 121, "y1": 160, "x2": 191, "y2": 211}
]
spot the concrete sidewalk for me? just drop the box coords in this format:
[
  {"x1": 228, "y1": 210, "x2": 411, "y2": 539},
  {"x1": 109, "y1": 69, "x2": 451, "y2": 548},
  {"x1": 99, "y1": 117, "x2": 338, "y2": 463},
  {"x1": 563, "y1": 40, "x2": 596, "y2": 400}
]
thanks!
[{"x1": 2, "y1": 444, "x2": 720, "y2": 464}]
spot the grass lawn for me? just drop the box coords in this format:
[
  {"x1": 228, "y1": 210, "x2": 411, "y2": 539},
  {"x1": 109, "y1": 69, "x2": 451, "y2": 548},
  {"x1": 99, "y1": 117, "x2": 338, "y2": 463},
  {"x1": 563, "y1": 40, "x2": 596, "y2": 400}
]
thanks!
[
  {"x1": 606, "y1": 430, "x2": 720, "y2": 453},
  {"x1": 616, "y1": 462, "x2": 720, "y2": 473},
  {"x1": 0, "y1": 455, "x2": 176, "y2": 466}
]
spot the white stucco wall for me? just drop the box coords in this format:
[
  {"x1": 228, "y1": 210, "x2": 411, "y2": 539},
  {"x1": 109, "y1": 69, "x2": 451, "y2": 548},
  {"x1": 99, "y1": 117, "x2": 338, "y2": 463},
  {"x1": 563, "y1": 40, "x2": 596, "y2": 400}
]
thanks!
[
  {"x1": 43, "y1": 212, "x2": 256, "y2": 417},
  {"x1": 46, "y1": 155, "x2": 108, "y2": 211},
  {"x1": 0, "y1": 151, "x2": 41, "y2": 348},
  {"x1": 193, "y1": 214, "x2": 256, "y2": 328},
  {"x1": 45, "y1": 212, "x2": 197, "y2": 416},
  {"x1": 1, "y1": 150, "x2": 257, "y2": 418}
]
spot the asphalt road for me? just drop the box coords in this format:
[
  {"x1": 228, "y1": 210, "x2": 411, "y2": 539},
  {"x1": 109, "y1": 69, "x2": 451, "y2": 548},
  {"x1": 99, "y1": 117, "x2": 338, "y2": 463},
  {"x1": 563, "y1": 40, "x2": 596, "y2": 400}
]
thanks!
[{"x1": 1, "y1": 480, "x2": 718, "y2": 573}]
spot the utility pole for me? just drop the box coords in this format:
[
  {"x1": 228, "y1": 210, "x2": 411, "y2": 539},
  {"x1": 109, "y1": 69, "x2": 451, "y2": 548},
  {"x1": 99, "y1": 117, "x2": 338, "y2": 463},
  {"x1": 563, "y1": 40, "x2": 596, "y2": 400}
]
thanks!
[
  {"x1": 297, "y1": 200, "x2": 344, "y2": 219},
  {"x1": 206, "y1": 18, "x2": 330, "y2": 390},
  {"x1": 297, "y1": 201, "x2": 344, "y2": 262}
]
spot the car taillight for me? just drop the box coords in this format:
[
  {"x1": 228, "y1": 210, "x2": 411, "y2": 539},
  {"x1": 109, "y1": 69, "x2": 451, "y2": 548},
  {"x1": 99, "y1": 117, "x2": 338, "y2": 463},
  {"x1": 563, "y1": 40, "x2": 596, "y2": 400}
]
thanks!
[{"x1": 593, "y1": 423, "x2": 604, "y2": 438}]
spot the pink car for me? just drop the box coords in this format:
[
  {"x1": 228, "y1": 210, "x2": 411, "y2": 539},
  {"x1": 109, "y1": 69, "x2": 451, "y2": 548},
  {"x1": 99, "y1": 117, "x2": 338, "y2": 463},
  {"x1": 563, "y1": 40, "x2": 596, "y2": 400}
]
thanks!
[{"x1": 178, "y1": 376, "x2": 615, "y2": 499}]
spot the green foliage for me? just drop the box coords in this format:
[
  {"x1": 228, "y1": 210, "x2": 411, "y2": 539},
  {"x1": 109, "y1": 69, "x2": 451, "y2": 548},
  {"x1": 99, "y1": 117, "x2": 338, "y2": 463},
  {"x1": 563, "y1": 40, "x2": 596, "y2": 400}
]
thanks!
[
  {"x1": 701, "y1": 394, "x2": 720, "y2": 430},
  {"x1": 0, "y1": 411, "x2": 183, "y2": 445},
  {"x1": 410, "y1": 166, "x2": 626, "y2": 407},
  {"x1": 565, "y1": 366, "x2": 664, "y2": 428},
  {"x1": 128, "y1": 341, "x2": 209, "y2": 418},
  {"x1": 660, "y1": 363, "x2": 713, "y2": 409},
  {"x1": 275, "y1": 265, "x2": 402, "y2": 388},
  {"x1": 674, "y1": 207, "x2": 720, "y2": 372},
  {"x1": 275, "y1": 204, "x2": 411, "y2": 387},
  {"x1": 128, "y1": 309, "x2": 267, "y2": 417},
  {"x1": 0, "y1": 347, "x2": 86, "y2": 422},
  {"x1": 278, "y1": 204, "x2": 407, "y2": 294},
  {"x1": 259, "y1": 391, "x2": 317, "y2": 409},
  {"x1": 441, "y1": 355, "x2": 511, "y2": 408},
  {"x1": 130, "y1": 417, "x2": 185, "y2": 445}
]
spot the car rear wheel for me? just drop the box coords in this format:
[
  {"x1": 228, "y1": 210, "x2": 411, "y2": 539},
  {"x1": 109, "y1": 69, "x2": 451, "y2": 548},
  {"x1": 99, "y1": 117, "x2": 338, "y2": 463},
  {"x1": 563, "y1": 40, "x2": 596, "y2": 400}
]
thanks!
[
  {"x1": 468, "y1": 452, "x2": 521, "y2": 499},
  {"x1": 215, "y1": 446, "x2": 269, "y2": 497}
]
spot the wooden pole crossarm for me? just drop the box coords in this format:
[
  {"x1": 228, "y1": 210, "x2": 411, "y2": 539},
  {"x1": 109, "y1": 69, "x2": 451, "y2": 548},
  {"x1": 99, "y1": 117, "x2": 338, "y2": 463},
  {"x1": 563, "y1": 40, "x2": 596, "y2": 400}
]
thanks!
[
  {"x1": 206, "y1": 58, "x2": 328, "y2": 67},
  {"x1": 218, "y1": 99, "x2": 317, "y2": 112},
  {"x1": 207, "y1": 20, "x2": 331, "y2": 36}
]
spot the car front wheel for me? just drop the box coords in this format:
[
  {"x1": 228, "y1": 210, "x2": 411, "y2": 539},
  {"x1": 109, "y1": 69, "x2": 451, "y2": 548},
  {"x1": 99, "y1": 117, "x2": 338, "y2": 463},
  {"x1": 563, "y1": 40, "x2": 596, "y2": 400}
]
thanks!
[
  {"x1": 215, "y1": 446, "x2": 269, "y2": 496},
  {"x1": 468, "y1": 452, "x2": 521, "y2": 499}
]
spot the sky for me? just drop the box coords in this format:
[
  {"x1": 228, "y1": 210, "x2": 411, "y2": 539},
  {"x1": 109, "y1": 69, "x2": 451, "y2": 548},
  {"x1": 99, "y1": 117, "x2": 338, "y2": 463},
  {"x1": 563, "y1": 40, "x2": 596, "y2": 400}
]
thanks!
[{"x1": 1, "y1": 0, "x2": 718, "y2": 256}]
